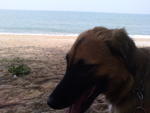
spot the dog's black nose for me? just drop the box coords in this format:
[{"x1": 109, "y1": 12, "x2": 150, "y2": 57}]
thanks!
[
  {"x1": 47, "y1": 97, "x2": 56, "y2": 108},
  {"x1": 47, "y1": 97, "x2": 63, "y2": 109},
  {"x1": 47, "y1": 96, "x2": 70, "y2": 109}
]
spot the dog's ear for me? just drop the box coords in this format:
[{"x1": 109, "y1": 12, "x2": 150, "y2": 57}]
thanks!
[{"x1": 105, "y1": 29, "x2": 136, "y2": 62}]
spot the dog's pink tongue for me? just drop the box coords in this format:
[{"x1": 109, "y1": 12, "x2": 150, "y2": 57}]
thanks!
[
  {"x1": 66, "y1": 95, "x2": 86, "y2": 113},
  {"x1": 66, "y1": 87, "x2": 96, "y2": 113}
]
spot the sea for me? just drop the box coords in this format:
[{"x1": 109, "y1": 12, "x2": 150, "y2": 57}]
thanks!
[{"x1": 0, "y1": 10, "x2": 150, "y2": 36}]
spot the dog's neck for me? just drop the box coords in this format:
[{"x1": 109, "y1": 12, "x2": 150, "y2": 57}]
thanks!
[
  {"x1": 132, "y1": 48, "x2": 150, "y2": 75},
  {"x1": 110, "y1": 48, "x2": 150, "y2": 113},
  {"x1": 133, "y1": 48, "x2": 150, "y2": 113}
]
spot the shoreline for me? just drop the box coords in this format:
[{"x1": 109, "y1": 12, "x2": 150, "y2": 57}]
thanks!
[
  {"x1": 0, "y1": 34, "x2": 149, "y2": 47},
  {"x1": 0, "y1": 32, "x2": 150, "y2": 37},
  {"x1": 0, "y1": 33, "x2": 79, "y2": 37}
]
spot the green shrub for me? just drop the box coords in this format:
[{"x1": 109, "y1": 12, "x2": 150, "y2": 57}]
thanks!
[{"x1": 8, "y1": 64, "x2": 31, "y2": 76}]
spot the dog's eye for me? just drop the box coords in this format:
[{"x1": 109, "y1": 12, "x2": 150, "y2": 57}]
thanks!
[
  {"x1": 65, "y1": 54, "x2": 69, "y2": 61},
  {"x1": 78, "y1": 59, "x2": 85, "y2": 65},
  {"x1": 77, "y1": 59, "x2": 97, "y2": 69}
]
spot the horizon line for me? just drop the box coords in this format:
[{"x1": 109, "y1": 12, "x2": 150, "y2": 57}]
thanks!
[{"x1": 0, "y1": 9, "x2": 150, "y2": 15}]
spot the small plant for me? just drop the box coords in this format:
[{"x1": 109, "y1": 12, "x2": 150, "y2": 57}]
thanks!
[{"x1": 8, "y1": 64, "x2": 31, "y2": 77}]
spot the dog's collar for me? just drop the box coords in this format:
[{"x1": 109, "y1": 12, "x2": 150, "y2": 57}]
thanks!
[{"x1": 134, "y1": 78, "x2": 146, "y2": 113}]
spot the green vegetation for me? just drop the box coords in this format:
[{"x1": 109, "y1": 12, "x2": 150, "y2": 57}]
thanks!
[
  {"x1": 8, "y1": 64, "x2": 31, "y2": 76},
  {"x1": 7, "y1": 57, "x2": 31, "y2": 77}
]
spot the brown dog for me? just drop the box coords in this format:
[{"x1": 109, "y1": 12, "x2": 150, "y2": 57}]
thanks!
[{"x1": 48, "y1": 27, "x2": 150, "y2": 113}]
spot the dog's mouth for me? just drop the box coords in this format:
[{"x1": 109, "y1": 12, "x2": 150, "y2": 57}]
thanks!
[
  {"x1": 66, "y1": 86, "x2": 101, "y2": 113},
  {"x1": 47, "y1": 76, "x2": 107, "y2": 113}
]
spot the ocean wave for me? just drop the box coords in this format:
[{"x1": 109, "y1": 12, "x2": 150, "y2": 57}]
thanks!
[
  {"x1": 0, "y1": 32, "x2": 150, "y2": 38},
  {"x1": 0, "y1": 32, "x2": 78, "y2": 36},
  {"x1": 130, "y1": 35, "x2": 150, "y2": 39}
]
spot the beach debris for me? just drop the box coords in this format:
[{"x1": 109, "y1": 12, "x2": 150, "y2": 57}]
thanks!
[{"x1": 13, "y1": 75, "x2": 17, "y2": 78}]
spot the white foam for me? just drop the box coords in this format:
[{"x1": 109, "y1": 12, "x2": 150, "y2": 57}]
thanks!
[
  {"x1": 130, "y1": 35, "x2": 150, "y2": 39},
  {"x1": 0, "y1": 32, "x2": 150, "y2": 39},
  {"x1": 0, "y1": 32, "x2": 78, "y2": 36},
  {"x1": 130, "y1": 35, "x2": 150, "y2": 47}
]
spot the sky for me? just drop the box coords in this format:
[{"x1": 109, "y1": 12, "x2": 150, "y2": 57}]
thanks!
[{"x1": 0, "y1": 0, "x2": 150, "y2": 14}]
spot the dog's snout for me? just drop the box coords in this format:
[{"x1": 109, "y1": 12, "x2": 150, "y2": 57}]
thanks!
[
  {"x1": 47, "y1": 96, "x2": 69, "y2": 109},
  {"x1": 47, "y1": 97, "x2": 55, "y2": 108},
  {"x1": 47, "y1": 97, "x2": 59, "y2": 109}
]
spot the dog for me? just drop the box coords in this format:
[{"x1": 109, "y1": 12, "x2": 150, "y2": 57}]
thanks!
[{"x1": 47, "y1": 27, "x2": 150, "y2": 113}]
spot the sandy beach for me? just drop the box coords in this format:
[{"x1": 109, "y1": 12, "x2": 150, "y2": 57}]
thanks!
[{"x1": 0, "y1": 34, "x2": 150, "y2": 113}]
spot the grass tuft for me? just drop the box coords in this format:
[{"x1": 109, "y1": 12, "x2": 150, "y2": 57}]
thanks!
[{"x1": 7, "y1": 57, "x2": 31, "y2": 77}]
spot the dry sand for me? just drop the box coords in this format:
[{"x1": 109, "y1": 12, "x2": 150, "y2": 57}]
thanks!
[{"x1": 0, "y1": 34, "x2": 149, "y2": 113}]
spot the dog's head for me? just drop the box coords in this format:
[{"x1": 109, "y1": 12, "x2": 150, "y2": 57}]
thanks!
[{"x1": 48, "y1": 27, "x2": 136, "y2": 113}]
